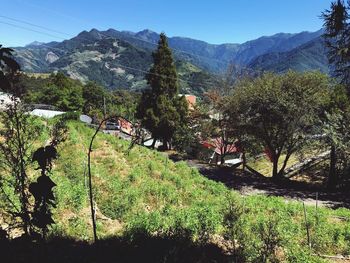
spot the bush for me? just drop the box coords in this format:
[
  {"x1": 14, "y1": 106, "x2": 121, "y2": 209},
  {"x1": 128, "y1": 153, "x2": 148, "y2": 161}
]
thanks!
[{"x1": 59, "y1": 111, "x2": 81, "y2": 121}]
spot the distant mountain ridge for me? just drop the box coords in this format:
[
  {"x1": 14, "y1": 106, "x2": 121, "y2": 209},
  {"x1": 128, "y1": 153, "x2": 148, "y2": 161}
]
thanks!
[
  {"x1": 249, "y1": 36, "x2": 329, "y2": 74},
  {"x1": 12, "y1": 28, "x2": 329, "y2": 94},
  {"x1": 97, "y1": 28, "x2": 324, "y2": 72}
]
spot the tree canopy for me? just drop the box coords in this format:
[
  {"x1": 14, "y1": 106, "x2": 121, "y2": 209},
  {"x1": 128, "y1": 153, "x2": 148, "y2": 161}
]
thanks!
[{"x1": 225, "y1": 71, "x2": 331, "y2": 179}]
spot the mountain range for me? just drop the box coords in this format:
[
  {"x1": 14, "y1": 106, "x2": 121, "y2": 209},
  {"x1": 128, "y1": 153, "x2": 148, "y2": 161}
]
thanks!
[{"x1": 12, "y1": 28, "x2": 328, "y2": 95}]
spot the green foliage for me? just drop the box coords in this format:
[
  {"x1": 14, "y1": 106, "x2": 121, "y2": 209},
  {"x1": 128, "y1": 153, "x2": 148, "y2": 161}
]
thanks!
[
  {"x1": 0, "y1": 97, "x2": 44, "y2": 235},
  {"x1": 0, "y1": 45, "x2": 21, "y2": 92},
  {"x1": 1, "y1": 118, "x2": 350, "y2": 261},
  {"x1": 322, "y1": 0, "x2": 350, "y2": 91},
  {"x1": 108, "y1": 89, "x2": 140, "y2": 121},
  {"x1": 30, "y1": 121, "x2": 349, "y2": 263},
  {"x1": 82, "y1": 81, "x2": 106, "y2": 115},
  {"x1": 226, "y1": 71, "x2": 331, "y2": 178},
  {"x1": 43, "y1": 72, "x2": 84, "y2": 111},
  {"x1": 19, "y1": 73, "x2": 140, "y2": 121},
  {"x1": 136, "y1": 33, "x2": 189, "y2": 149},
  {"x1": 59, "y1": 111, "x2": 81, "y2": 121},
  {"x1": 22, "y1": 72, "x2": 84, "y2": 111},
  {"x1": 249, "y1": 37, "x2": 329, "y2": 74}
]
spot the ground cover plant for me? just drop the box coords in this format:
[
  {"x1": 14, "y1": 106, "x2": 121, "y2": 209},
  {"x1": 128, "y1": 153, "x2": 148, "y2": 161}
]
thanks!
[{"x1": 2, "y1": 121, "x2": 347, "y2": 262}]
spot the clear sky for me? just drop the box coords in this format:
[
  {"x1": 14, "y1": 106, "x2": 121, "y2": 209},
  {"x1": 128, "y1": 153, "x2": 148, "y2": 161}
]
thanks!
[{"x1": 0, "y1": 0, "x2": 332, "y2": 46}]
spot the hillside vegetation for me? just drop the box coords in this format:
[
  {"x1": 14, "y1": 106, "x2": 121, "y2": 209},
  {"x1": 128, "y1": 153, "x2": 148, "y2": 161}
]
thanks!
[
  {"x1": 36, "y1": 121, "x2": 350, "y2": 262},
  {"x1": 13, "y1": 28, "x2": 326, "y2": 94},
  {"x1": 249, "y1": 37, "x2": 329, "y2": 74}
]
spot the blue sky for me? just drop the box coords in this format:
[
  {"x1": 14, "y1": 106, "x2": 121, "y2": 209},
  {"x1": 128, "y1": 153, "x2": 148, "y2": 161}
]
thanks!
[{"x1": 1, "y1": 0, "x2": 331, "y2": 46}]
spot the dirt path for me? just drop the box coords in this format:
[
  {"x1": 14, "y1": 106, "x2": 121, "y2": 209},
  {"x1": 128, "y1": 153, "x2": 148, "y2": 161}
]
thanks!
[{"x1": 187, "y1": 160, "x2": 350, "y2": 209}]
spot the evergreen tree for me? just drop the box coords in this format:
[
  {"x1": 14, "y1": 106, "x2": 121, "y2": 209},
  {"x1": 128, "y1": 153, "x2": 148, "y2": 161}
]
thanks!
[
  {"x1": 322, "y1": 1, "x2": 350, "y2": 189},
  {"x1": 136, "y1": 33, "x2": 188, "y2": 149},
  {"x1": 322, "y1": 0, "x2": 350, "y2": 93}
]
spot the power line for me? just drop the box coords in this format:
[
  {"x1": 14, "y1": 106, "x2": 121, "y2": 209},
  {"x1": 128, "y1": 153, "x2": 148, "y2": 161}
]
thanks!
[
  {"x1": 13, "y1": 0, "x2": 89, "y2": 25},
  {"x1": 0, "y1": 20, "x2": 66, "y2": 41},
  {"x1": 0, "y1": 15, "x2": 71, "y2": 37},
  {"x1": 4, "y1": 2, "x2": 231, "y2": 68},
  {"x1": 0, "y1": 13, "x2": 262, "y2": 76},
  {"x1": 0, "y1": 13, "x2": 227, "y2": 69},
  {"x1": 2, "y1": 32, "x2": 219, "y2": 88},
  {"x1": 0, "y1": 15, "x2": 256, "y2": 87}
]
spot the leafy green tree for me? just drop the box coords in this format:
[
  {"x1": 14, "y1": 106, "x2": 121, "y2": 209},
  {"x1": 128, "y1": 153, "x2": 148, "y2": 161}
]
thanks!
[
  {"x1": 109, "y1": 90, "x2": 140, "y2": 122},
  {"x1": 82, "y1": 81, "x2": 106, "y2": 115},
  {"x1": 46, "y1": 72, "x2": 84, "y2": 111},
  {"x1": 0, "y1": 45, "x2": 42, "y2": 236},
  {"x1": 25, "y1": 72, "x2": 84, "y2": 111},
  {"x1": 0, "y1": 45, "x2": 20, "y2": 93},
  {"x1": 0, "y1": 44, "x2": 66, "y2": 238},
  {"x1": 225, "y1": 71, "x2": 330, "y2": 180},
  {"x1": 0, "y1": 107, "x2": 43, "y2": 236},
  {"x1": 136, "y1": 33, "x2": 188, "y2": 149}
]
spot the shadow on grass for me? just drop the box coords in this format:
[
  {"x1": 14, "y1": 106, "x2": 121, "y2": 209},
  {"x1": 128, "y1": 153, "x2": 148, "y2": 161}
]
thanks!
[
  {"x1": 190, "y1": 160, "x2": 350, "y2": 209},
  {"x1": 1, "y1": 233, "x2": 230, "y2": 263}
]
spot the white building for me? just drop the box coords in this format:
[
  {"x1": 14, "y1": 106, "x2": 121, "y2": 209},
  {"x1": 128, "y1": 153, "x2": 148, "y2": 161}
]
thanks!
[{"x1": 30, "y1": 109, "x2": 65, "y2": 118}]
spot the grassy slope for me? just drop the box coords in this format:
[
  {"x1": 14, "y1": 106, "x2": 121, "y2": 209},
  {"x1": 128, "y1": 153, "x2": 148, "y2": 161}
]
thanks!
[
  {"x1": 40, "y1": 122, "x2": 350, "y2": 261},
  {"x1": 51, "y1": 121, "x2": 227, "y2": 240}
]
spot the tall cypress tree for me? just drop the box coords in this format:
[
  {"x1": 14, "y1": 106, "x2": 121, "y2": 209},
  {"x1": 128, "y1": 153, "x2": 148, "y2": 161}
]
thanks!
[
  {"x1": 322, "y1": 1, "x2": 350, "y2": 189},
  {"x1": 136, "y1": 33, "x2": 188, "y2": 149},
  {"x1": 322, "y1": 0, "x2": 350, "y2": 93}
]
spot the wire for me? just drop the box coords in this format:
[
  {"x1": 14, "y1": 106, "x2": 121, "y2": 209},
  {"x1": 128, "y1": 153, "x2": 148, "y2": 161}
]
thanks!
[
  {"x1": 0, "y1": 21, "x2": 66, "y2": 41},
  {"x1": 9, "y1": 39, "x2": 219, "y2": 87},
  {"x1": 0, "y1": 12, "x2": 262, "y2": 76},
  {"x1": 4, "y1": 36, "x2": 220, "y2": 87},
  {"x1": 2, "y1": 3, "x2": 231, "y2": 68},
  {"x1": 0, "y1": 15, "x2": 71, "y2": 37},
  {"x1": 0, "y1": 15, "x2": 251, "y2": 87}
]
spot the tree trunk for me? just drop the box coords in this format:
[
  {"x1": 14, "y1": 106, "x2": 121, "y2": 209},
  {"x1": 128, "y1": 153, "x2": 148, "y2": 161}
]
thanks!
[
  {"x1": 242, "y1": 152, "x2": 246, "y2": 171},
  {"x1": 272, "y1": 158, "x2": 280, "y2": 180},
  {"x1": 277, "y1": 153, "x2": 292, "y2": 179},
  {"x1": 328, "y1": 144, "x2": 337, "y2": 191},
  {"x1": 220, "y1": 154, "x2": 225, "y2": 165},
  {"x1": 215, "y1": 153, "x2": 219, "y2": 165}
]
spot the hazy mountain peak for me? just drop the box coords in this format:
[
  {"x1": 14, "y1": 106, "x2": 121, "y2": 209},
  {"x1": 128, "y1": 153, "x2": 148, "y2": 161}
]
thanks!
[
  {"x1": 137, "y1": 29, "x2": 157, "y2": 35},
  {"x1": 106, "y1": 28, "x2": 120, "y2": 34},
  {"x1": 121, "y1": 30, "x2": 136, "y2": 36},
  {"x1": 88, "y1": 28, "x2": 104, "y2": 39},
  {"x1": 135, "y1": 29, "x2": 159, "y2": 43},
  {"x1": 25, "y1": 41, "x2": 44, "y2": 47}
]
